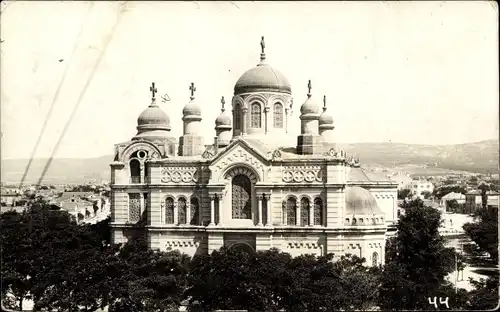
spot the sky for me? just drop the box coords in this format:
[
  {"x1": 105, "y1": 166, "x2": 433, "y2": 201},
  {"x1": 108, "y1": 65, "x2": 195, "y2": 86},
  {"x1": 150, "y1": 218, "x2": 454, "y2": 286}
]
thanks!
[{"x1": 0, "y1": 1, "x2": 498, "y2": 160}]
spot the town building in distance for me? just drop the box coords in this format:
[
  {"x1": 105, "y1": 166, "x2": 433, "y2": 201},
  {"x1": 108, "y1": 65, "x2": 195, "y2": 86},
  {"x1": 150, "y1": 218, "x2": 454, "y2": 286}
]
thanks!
[{"x1": 109, "y1": 37, "x2": 398, "y2": 266}]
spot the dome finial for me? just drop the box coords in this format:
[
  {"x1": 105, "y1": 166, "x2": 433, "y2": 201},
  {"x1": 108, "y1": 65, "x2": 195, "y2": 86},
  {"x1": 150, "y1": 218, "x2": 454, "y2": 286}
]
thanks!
[
  {"x1": 221, "y1": 96, "x2": 225, "y2": 112},
  {"x1": 323, "y1": 95, "x2": 327, "y2": 112},
  {"x1": 260, "y1": 36, "x2": 266, "y2": 62},
  {"x1": 149, "y1": 82, "x2": 158, "y2": 104},
  {"x1": 307, "y1": 80, "x2": 312, "y2": 98},
  {"x1": 189, "y1": 82, "x2": 196, "y2": 100}
]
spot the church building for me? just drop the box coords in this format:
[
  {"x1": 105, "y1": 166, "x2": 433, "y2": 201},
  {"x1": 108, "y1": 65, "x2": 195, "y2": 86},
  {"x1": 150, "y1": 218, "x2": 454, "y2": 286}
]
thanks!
[{"x1": 110, "y1": 37, "x2": 398, "y2": 266}]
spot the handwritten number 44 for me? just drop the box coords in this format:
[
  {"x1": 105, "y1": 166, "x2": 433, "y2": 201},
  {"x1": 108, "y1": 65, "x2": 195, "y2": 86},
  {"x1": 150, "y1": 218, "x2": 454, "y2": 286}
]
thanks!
[{"x1": 428, "y1": 297, "x2": 450, "y2": 309}]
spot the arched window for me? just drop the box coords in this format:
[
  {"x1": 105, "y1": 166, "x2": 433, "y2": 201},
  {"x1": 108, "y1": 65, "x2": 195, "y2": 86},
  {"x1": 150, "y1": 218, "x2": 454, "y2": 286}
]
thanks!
[
  {"x1": 372, "y1": 252, "x2": 379, "y2": 267},
  {"x1": 300, "y1": 197, "x2": 310, "y2": 226},
  {"x1": 286, "y1": 197, "x2": 297, "y2": 225},
  {"x1": 251, "y1": 102, "x2": 261, "y2": 128},
  {"x1": 234, "y1": 104, "x2": 242, "y2": 130},
  {"x1": 128, "y1": 193, "x2": 141, "y2": 222},
  {"x1": 314, "y1": 198, "x2": 323, "y2": 226},
  {"x1": 190, "y1": 197, "x2": 199, "y2": 225},
  {"x1": 273, "y1": 103, "x2": 283, "y2": 128},
  {"x1": 178, "y1": 198, "x2": 187, "y2": 224},
  {"x1": 232, "y1": 174, "x2": 252, "y2": 219},
  {"x1": 130, "y1": 159, "x2": 141, "y2": 183},
  {"x1": 165, "y1": 197, "x2": 174, "y2": 224}
]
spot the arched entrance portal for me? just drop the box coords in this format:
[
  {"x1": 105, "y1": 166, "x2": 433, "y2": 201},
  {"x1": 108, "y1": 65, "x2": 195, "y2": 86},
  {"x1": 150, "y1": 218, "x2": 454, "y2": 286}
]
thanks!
[
  {"x1": 232, "y1": 174, "x2": 252, "y2": 219},
  {"x1": 229, "y1": 243, "x2": 254, "y2": 254}
]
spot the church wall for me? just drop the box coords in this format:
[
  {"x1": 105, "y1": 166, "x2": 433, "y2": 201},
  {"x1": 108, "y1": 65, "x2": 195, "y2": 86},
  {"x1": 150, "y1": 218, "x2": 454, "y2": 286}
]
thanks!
[
  {"x1": 342, "y1": 231, "x2": 386, "y2": 265},
  {"x1": 370, "y1": 188, "x2": 397, "y2": 225},
  {"x1": 149, "y1": 231, "x2": 208, "y2": 257},
  {"x1": 112, "y1": 191, "x2": 129, "y2": 223},
  {"x1": 326, "y1": 189, "x2": 343, "y2": 227},
  {"x1": 111, "y1": 228, "x2": 127, "y2": 245},
  {"x1": 273, "y1": 233, "x2": 326, "y2": 258},
  {"x1": 112, "y1": 166, "x2": 129, "y2": 185},
  {"x1": 148, "y1": 190, "x2": 162, "y2": 225},
  {"x1": 326, "y1": 233, "x2": 345, "y2": 257}
]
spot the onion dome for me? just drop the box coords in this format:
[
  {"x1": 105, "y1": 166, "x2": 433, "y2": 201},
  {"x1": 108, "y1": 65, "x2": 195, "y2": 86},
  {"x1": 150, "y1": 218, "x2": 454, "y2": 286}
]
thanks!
[
  {"x1": 215, "y1": 96, "x2": 232, "y2": 128},
  {"x1": 234, "y1": 36, "x2": 292, "y2": 95},
  {"x1": 319, "y1": 95, "x2": 334, "y2": 128},
  {"x1": 300, "y1": 80, "x2": 321, "y2": 116},
  {"x1": 137, "y1": 82, "x2": 171, "y2": 132},
  {"x1": 345, "y1": 186, "x2": 383, "y2": 215},
  {"x1": 182, "y1": 82, "x2": 202, "y2": 120}
]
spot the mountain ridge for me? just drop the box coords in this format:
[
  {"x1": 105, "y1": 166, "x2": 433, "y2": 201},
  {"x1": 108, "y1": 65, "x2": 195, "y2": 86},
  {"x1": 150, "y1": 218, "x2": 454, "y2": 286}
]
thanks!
[{"x1": 1, "y1": 139, "x2": 498, "y2": 185}]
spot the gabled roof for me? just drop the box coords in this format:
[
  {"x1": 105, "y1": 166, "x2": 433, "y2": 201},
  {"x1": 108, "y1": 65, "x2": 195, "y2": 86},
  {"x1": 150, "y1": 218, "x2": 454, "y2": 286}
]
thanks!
[
  {"x1": 209, "y1": 137, "x2": 271, "y2": 166},
  {"x1": 347, "y1": 167, "x2": 395, "y2": 184}
]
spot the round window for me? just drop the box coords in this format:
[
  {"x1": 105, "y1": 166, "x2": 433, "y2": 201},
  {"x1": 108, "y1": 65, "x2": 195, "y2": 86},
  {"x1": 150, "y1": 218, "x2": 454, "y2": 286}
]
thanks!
[{"x1": 138, "y1": 150, "x2": 147, "y2": 159}]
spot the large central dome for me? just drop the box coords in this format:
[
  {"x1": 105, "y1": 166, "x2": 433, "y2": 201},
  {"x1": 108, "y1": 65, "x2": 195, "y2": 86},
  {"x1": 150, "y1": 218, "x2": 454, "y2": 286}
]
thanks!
[
  {"x1": 234, "y1": 36, "x2": 291, "y2": 95},
  {"x1": 234, "y1": 63, "x2": 291, "y2": 95}
]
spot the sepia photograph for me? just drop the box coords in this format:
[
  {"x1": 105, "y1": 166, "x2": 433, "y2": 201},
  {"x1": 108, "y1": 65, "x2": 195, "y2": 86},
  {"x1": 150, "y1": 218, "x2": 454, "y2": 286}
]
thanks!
[{"x1": 1, "y1": 1, "x2": 498, "y2": 311}]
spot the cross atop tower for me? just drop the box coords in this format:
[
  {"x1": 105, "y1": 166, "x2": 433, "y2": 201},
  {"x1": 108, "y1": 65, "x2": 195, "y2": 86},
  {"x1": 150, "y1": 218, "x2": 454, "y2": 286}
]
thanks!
[
  {"x1": 189, "y1": 82, "x2": 196, "y2": 99},
  {"x1": 307, "y1": 80, "x2": 312, "y2": 97},
  {"x1": 150, "y1": 82, "x2": 157, "y2": 101},
  {"x1": 323, "y1": 95, "x2": 327, "y2": 111},
  {"x1": 221, "y1": 96, "x2": 225, "y2": 111}
]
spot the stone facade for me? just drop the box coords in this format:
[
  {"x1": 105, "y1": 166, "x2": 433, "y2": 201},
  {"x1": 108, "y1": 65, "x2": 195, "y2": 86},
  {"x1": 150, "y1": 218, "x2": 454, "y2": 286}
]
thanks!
[{"x1": 109, "y1": 37, "x2": 398, "y2": 267}]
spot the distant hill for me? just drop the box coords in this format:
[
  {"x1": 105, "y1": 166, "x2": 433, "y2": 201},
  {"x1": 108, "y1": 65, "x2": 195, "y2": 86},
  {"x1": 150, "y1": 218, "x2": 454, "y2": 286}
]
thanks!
[{"x1": 1, "y1": 140, "x2": 498, "y2": 185}]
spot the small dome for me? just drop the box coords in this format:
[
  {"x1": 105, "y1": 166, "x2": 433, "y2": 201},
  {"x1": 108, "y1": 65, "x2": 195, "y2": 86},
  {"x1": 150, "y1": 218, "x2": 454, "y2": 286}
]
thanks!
[
  {"x1": 137, "y1": 103, "x2": 170, "y2": 130},
  {"x1": 319, "y1": 112, "x2": 334, "y2": 125},
  {"x1": 319, "y1": 95, "x2": 334, "y2": 125},
  {"x1": 234, "y1": 64, "x2": 291, "y2": 95},
  {"x1": 216, "y1": 113, "x2": 231, "y2": 127},
  {"x1": 182, "y1": 99, "x2": 201, "y2": 116},
  {"x1": 345, "y1": 186, "x2": 383, "y2": 215},
  {"x1": 300, "y1": 96, "x2": 321, "y2": 115},
  {"x1": 215, "y1": 96, "x2": 231, "y2": 128},
  {"x1": 300, "y1": 80, "x2": 321, "y2": 116}
]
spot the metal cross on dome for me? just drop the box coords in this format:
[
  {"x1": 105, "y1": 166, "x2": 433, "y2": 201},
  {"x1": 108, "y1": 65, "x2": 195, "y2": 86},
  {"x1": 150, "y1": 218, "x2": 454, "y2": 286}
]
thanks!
[
  {"x1": 307, "y1": 80, "x2": 312, "y2": 95},
  {"x1": 260, "y1": 36, "x2": 265, "y2": 54},
  {"x1": 189, "y1": 82, "x2": 196, "y2": 98},
  {"x1": 150, "y1": 82, "x2": 157, "y2": 100},
  {"x1": 221, "y1": 96, "x2": 225, "y2": 109}
]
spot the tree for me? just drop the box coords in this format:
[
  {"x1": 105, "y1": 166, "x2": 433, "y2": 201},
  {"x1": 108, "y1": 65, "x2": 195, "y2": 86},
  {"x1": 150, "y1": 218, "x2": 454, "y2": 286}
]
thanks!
[
  {"x1": 478, "y1": 183, "x2": 490, "y2": 210},
  {"x1": 378, "y1": 199, "x2": 462, "y2": 310},
  {"x1": 421, "y1": 191, "x2": 432, "y2": 199},
  {"x1": 463, "y1": 209, "x2": 498, "y2": 261},
  {"x1": 466, "y1": 275, "x2": 499, "y2": 310},
  {"x1": 187, "y1": 247, "x2": 381, "y2": 312},
  {"x1": 106, "y1": 233, "x2": 191, "y2": 312},
  {"x1": 397, "y1": 188, "x2": 412, "y2": 200}
]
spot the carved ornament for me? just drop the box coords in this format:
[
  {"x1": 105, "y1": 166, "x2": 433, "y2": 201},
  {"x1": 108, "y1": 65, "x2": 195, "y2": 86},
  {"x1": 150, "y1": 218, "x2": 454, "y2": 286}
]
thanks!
[
  {"x1": 287, "y1": 242, "x2": 322, "y2": 249},
  {"x1": 166, "y1": 240, "x2": 200, "y2": 248},
  {"x1": 282, "y1": 166, "x2": 324, "y2": 183},
  {"x1": 215, "y1": 146, "x2": 263, "y2": 173},
  {"x1": 161, "y1": 167, "x2": 199, "y2": 183}
]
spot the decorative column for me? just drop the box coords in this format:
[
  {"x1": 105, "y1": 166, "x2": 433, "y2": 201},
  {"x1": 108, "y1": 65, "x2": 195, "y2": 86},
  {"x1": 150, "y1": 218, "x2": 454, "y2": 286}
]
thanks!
[
  {"x1": 257, "y1": 195, "x2": 263, "y2": 226},
  {"x1": 242, "y1": 107, "x2": 248, "y2": 135},
  {"x1": 217, "y1": 193, "x2": 224, "y2": 226},
  {"x1": 186, "y1": 202, "x2": 191, "y2": 225},
  {"x1": 309, "y1": 202, "x2": 314, "y2": 226},
  {"x1": 174, "y1": 202, "x2": 179, "y2": 225},
  {"x1": 264, "y1": 106, "x2": 270, "y2": 134},
  {"x1": 296, "y1": 203, "x2": 301, "y2": 226},
  {"x1": 285, "y1": 108, "x2": 289, "y2": 134},
  {"x1": 209, "y1": 194, "x2": 215, "y2": 226},
  {"x1": 140, "y1": 193, "x2": 145, "y2": 215},
  {"x1": 265, "y1": 194, "x2": 272, "y2": 226},
  {"x1": 140, "y1": 163, "x2": 145, "y2": 183}
]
